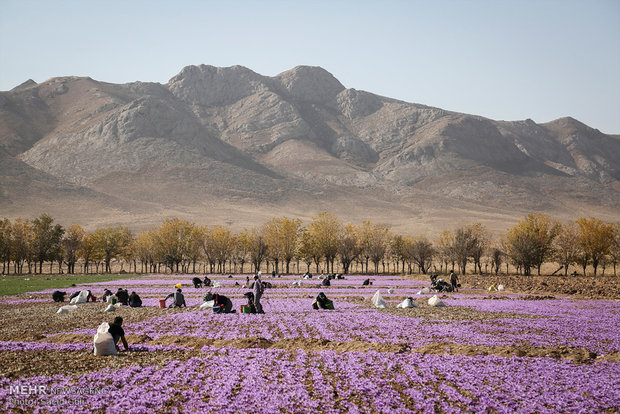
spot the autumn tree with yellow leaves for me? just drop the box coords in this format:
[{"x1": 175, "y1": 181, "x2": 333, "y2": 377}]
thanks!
[
  {"x1": 62, "y1": 224, "x2": 84, "y2": 274},
  {"x1": 307, "y1": 212, "x2": 341, "y2": 273},
  {"x1": 575, "y1": 217, "x2": 615, "y2": 276},
  {"x1": 504, "y1": 214, "x2": 560, "y2": 276},
  {"x1": 262, "y1": 217, "x2": 302, "y2": 274}
]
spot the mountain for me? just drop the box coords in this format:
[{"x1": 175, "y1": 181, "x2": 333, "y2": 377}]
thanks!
[{"x1": 1, "y1": 65, "x2": 619, "y2": 234}]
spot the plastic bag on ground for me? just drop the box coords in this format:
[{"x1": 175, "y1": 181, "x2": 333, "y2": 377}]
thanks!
[
  {"x1": 212, "y1": 282, "x2": 222, "y2": 288},
  {"x1": 497, "y1": 284, "x2": 505, "y2": 291},
  {"x1": 371, "y1": 290, "x2": 387, "y2": 308},
  {"x1": 397, "y1": 298, "x2": 417, "y2": 308},
  {"x1": 104, "y1": 304, "x2": 116, "y2": 312},
  {"x1": 199, "y1": 300, "x2": 214, "y2": 310},
  {"x1": 387, "y1": 288, "x2": 394, "y2": 294},
  {"x1": 56, "y1": 305, "x2": 78, "y2": 314},
  {"x1": 292, "y1": 280, "x2": 302, "y2": 287},
  {"x1": 93, "y1": 322, "x2": 117, "y2": 356},
  {"x1": 428, "y1": 295, "x2": 446, "y2": 307},
  {"x1": 417, "y1": 287, "x2": 430, "y2": 295},
  {"x1": 70, "y1": 290, "x2": 89, "y2": 304},
  {"x1": 488, "y1": 285, "x2": 497, "y2": 291}
]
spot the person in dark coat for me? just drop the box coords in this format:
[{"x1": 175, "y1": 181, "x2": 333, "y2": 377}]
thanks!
[
  {"x1": 108, "y1": 316, "x2": 129, "y2": 352},
  {"x1": 204, "y1": 293, "x2": 234, "y2": 313},
  {"x1": 52, "y1": 291, "x2": 66, "y2": 302},
  {"x1": 203, "y1": 276, "x2": 212, "y2": 287},
  {"x1": 449, "y1": 270, "x2": 459, "y2": 292},
  {"x1": 116, "y1": 288, "x2": 129, "y2": 306},
  {"x1": 312, "y1": 292, "x2": 334, "y2": 310},
  {"x1": 128, "y1": 292, "x2": 142, "y2": 307},
  {"x1": 192, "y1": 277, "x2": 203, "y2": 288}
]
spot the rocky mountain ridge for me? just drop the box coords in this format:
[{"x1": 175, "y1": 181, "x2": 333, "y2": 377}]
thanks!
[{"x1": 1, "y1": 65, "x2": 619, "y2": 233}]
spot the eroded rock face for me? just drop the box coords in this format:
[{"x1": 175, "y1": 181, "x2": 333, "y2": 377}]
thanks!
[
  {"x1": 275, "y1": 65, "x2": 345, "y2": 106},
  {"x1": 337, "y1": 88, "x2": 383, "y2": 119},
  {"x1": 168, "y1": 64, "x2": 269, "y2": 107}
]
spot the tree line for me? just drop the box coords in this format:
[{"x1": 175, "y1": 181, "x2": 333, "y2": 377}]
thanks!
[{"x1": 0, "y1": 212, "x2": 619, "y2": 276}]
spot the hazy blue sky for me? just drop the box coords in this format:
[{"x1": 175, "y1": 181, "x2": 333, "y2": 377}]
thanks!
[{"x1": 1, "y1": 0, "x2": 619, "y2": 133}]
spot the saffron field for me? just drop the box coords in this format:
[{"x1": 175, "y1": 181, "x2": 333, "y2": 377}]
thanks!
[{"x1": 0, "y1": 274, "x2": 618, "y2": 413}]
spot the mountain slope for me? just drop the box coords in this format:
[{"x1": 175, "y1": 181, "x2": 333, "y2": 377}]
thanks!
[{"x1": 1, "y1": 65, "x2": 618, "y2": 232}]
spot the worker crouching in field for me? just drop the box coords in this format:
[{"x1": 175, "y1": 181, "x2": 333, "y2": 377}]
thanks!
[
  {"x1": 243, "y1": 292, "x2": 257, "y2": 314},
  {"x1": 116, "y1": 288, "x2": 129, "y2": 306},
  {"x1": 128, "y1": 291, "x2": 142, "y2": 307},
  {"x1": 166, "y1": 288, "x2": 187, "y2": 308},
  {"x1": 312, "y1": 292, "x2": 334, "y2": 310},
  {"x1": 204, "y1": 293, "x2": 235, "y2": 314},
  {"x1": 109, "y1": 316, "x2": 129, "y2": 352},
  {"x1": 52, "y1": 291, "x2": 66, "y2": 302}
]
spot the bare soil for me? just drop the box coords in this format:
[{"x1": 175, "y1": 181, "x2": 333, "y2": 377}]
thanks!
[{"x1": 459, "y1": 274, "x2": 620, "y2": 299}]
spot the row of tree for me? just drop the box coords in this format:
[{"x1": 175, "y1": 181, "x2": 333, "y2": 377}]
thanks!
[{"x1": 0, "y1": 213, "x2": 619, "y2": 276}]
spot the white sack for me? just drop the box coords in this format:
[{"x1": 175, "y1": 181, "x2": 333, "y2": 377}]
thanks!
[
  {"x1": 93, "y1": 322, "x2": 117, "y2": 356},
  {"x1": 428, "y1": 295, "x2": 446, "y2": 307},
  {"x1": 371, "y1": 290, "x2": 387, "y2": 309},
  {"x1": 199, "y1": 300, "x2": 214, "y2": 310},
  {"x1": 417, "y1": 287, "x2": 430, "y2": 295},
  {"x1": 103, "y1": 304, "x2": 116, "y2": 312},
  {"x1": 497, "y1": 284, "x2": 505, "y2": 291},
  {"x1": 56, "y1": 305, "x2": 78, "y2": 314},
  {"x1": 70, "y1": 290, "x2": 89, "y2": 304},
  {"x1": 397, "y1": 298, "x2": 417, "y2": 309}
]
